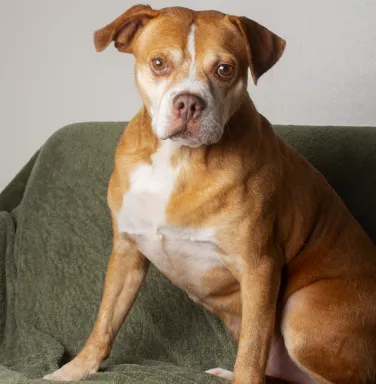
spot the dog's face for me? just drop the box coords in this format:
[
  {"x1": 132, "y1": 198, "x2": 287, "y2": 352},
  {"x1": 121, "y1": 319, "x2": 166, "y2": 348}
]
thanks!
[
  {"x1": 94, "y1": 5, "x2": 285, "y2": 147},
  {"x1": 133, "y1": 12, "x2": 249, "y2": 147}
]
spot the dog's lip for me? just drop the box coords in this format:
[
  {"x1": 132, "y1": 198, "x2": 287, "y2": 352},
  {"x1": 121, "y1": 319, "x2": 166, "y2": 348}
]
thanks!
[{"x1": 162, "y1": 126, "x2": 189, "y2": 140}]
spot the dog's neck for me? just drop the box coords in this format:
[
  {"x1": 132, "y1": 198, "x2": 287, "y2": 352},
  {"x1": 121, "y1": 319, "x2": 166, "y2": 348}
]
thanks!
[{"x1": 222, "y1": 94, "x2": 262, "y2": 146}]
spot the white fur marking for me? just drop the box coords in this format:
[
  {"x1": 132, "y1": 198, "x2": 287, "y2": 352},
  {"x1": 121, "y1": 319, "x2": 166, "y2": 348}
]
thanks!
[
  {"x1": 117, "y1": 141, "x2": 223, "y2": 295},
  {"x1": 206, "y1": 368, "x2": 234, "y2": 381},
  {"x1": 187, "y1": 24, "x2": 196, "y2": 81},
  {"x1": 117, "y1": 140, "x2": 181, "y2": 235}
]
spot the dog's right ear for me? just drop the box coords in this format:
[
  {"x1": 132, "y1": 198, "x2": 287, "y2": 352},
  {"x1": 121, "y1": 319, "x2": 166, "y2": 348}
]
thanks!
[
  {"x1": 228, "y1": 16, "x2": 286, "y2": 85},
  {"x1": 94, "y1": 4, "x2": 159, "y2": 53}
]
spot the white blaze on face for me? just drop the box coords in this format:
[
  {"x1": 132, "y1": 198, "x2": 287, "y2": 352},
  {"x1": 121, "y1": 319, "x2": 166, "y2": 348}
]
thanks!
[
  {"x1": 187, "y1": 24, "x2": 196, "y2": 81},
  {"x1": 152, "y1": 23, "x2": 223, "y2": 145},
  {"x1": 153, "y1": 23, "x2": 206, "y2": 141}
]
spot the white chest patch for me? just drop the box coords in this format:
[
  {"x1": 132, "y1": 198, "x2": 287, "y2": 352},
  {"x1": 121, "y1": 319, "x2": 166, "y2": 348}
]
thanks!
[
  {"x1": 117, "y1": 140, "x2": 224, "y2": 298},
  {"x1": 117, "y1": 140, "x2": 179, "y2": 236}
]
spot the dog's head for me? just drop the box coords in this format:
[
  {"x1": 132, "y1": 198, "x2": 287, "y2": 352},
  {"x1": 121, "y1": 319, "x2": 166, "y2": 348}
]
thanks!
[{"x1": 95, "y1": 5, "x2": 285, "y2": 147}]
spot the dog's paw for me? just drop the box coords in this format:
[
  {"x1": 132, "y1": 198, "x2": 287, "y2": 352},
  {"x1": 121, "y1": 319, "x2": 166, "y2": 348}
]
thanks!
[
  {"x1": 43, "y1": 369, "x2": 72, "y2": 382},
  {"x1": 43, "y1": 371, "x2": 66, "y2": 382},
  {"x1": 206, "y1": 367, "x2": 234, "y2": 381},
  {"x1": 43, "y1": 359, "x2": 97, "y2": 381}
]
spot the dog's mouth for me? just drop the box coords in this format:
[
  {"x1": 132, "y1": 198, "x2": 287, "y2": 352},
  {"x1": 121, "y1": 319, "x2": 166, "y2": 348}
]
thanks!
[
  {"x1": 158, "y1": 118, "x2": 221, "y2": 146},
  {"x1": 164, "y1": 126, "x2": 192, "y2": 141},
  {"x1": 160, "y1": 119, "x2": 200, "y2": 141}
]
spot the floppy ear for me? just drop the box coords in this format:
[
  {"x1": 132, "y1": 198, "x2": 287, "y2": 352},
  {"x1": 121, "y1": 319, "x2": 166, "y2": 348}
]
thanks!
[
  {"x1": 229, "y1": 16, "x2": 286, "y2": 85},
  {"x1": 94, "y1": 4, "x2": 159, "y2": 53}
]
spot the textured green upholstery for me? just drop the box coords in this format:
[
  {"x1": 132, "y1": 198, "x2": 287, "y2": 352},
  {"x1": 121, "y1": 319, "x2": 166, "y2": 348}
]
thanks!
[{"x1": 0, "y1": 123, "x2": 375, "y2": 383}]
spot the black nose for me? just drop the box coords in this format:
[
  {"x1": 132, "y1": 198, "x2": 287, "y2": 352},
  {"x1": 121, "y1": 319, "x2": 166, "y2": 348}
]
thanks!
[{"x1": 173, "y1": 93, "x2": 206, "y2": 120}]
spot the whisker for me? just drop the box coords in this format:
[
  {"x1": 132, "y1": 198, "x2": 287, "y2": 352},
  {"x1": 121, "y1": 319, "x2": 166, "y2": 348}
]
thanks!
[{"x1": 208, "y1": 116, "x2": 221, "y2": 128}]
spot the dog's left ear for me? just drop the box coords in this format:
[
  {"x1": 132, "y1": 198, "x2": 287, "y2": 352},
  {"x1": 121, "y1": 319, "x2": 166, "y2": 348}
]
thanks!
[
  {"x1": 229, "y1": 16, "x2": 286, "y2": 85},
  {"x1": 94, "y1": 4, "x2": 159, "y2": 53}
]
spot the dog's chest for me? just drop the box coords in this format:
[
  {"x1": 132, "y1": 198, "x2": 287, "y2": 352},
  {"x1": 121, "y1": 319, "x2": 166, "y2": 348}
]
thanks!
[{"x1": 117, "y1": 142, "x2": 223, "y2": 295}]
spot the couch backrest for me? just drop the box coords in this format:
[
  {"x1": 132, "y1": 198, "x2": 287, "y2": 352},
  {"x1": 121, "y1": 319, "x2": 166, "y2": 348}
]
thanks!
[{"x1": 275, "y1": 125, "x2": 376, "y2": 244}]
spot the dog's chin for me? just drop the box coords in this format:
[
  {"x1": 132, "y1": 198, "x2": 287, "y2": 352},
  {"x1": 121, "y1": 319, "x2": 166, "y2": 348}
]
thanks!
[
  {"x1": 157, "y1": 123, "x2": 224, "y2": 147},
  {"x1": 159, "y1": 130, "x2": 202, "y2": 148}
]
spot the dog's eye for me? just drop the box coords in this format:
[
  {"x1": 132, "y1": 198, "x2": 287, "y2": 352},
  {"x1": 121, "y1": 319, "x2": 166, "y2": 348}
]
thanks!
[
  {"x1": 216, "y1": 64, "x2": 235, "y2": 79},
  {"x1": 151, "y1": 58, "x2": 168, "y2": 74}
]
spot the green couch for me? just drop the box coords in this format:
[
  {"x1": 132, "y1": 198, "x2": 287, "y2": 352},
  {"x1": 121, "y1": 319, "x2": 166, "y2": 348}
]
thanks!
[{"x1": 0, "y1": 123, "x2": 375, "y2": 384}]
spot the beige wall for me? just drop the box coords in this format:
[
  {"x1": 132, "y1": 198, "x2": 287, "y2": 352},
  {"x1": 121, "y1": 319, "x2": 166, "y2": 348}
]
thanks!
[{"x1": 1, "y1": 0, "x2": 375, "y2": 190}]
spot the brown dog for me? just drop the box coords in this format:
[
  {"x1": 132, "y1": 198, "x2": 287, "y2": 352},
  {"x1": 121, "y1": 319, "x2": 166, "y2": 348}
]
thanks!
[{"x1": 44, "y1": 5, "x2": 376, "y2": 384}]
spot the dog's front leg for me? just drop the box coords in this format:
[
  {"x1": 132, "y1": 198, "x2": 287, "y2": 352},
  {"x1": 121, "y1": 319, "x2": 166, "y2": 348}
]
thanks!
[
  {"x1": 43, "y1": 227, "x2": 149, "y2": 381},
  {"x1": 233, "y1": 257, "x2": 281, "y2": 384}
]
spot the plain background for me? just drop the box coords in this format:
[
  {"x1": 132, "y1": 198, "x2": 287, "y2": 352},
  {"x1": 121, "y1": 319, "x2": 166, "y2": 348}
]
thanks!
[{"x1": 0, "y1": 1, "x2": 375, "y2": 191}]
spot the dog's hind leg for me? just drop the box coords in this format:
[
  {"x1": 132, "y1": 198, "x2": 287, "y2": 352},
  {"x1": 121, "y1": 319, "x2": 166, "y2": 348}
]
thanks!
[{"x1": 282, "y1": 281, "x2": 376, "y2": 384}]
